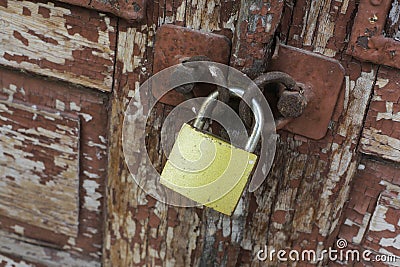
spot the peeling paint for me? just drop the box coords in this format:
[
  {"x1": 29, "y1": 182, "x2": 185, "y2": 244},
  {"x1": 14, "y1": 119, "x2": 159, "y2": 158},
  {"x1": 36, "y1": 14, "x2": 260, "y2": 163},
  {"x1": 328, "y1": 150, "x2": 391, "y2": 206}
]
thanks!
[
  {"x1": 340, "y1": 0, "x2": 349, "y2": 14},
  {"x1": 0, "y1": 0, "x2": 116, "y2": 91},
  {"x1": 83, "y1": 170, "x2": 100, "y2": 179},
  {"x1": 79, "y1": 113, "x2": 93, "y2": 122},
  {"x1": 223, "y1": 12, "x2": 238, "y2": 33},
  {"x1": 338, "y1": 70, "x2": 376, "y2": 137},
  {"x1": 117, "y1": 28, "x2": 148, "y2": 74},
  {"x1": 0, "y1": 100, "x2": 80, "y2": 238},
  {"x1": 0, "y1": 254, "x2": 34, "y2": 267},
  {"x1": 56, "y1": 99, "x2": 65, "y2": 111},
  {"x1": 361, "y1": 128, "x2": 400, "y2": 163},
  {"x1": 376, "y1": 102, "x2": 400, "y2": 122},
  {"x1": 10, "y1": 225, "x2": 24, "y2": 235},
  {"x1": 376, "y1": 77, "x2": 390, "y2": 88},
  {"x1": 0, "y1": 68, "x2": 108, "y2": 266},
  {"x1": 370, "y1": 205, "x2": 395, "y2": 232},
  {"x1": 83, "y1": 180, "x2": 101, "y2": 212},
  {"x1": 88, "y1": 140, "x2": 107, "y2": 150},
  {"x1": 70, "y1": 102, "x2": 81, "y2": 111},
  {"x1": 345, "y1": 213, "x2": 372, "y2": 244},
  {"x1": 380, "y1": 235, "x2": 400, "y2": 250}
]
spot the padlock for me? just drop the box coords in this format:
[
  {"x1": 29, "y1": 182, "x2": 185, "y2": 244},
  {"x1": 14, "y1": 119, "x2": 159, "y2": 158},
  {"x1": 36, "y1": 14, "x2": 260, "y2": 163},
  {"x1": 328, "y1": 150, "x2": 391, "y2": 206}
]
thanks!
[{"x1": 160, "y1": 88, "x2": 263, "y2": 215}]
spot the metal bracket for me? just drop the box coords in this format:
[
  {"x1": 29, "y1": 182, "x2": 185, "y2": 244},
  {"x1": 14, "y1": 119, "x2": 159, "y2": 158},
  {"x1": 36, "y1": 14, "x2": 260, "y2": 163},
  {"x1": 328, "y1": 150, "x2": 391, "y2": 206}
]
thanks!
[
  {"x1": 152, "y1": 25, "x2": 345, "y2": 140},
  {"x1": 347, "y1": 0, "x2": 400, "y2": 69},
  {"x1": 152, "y1": 25, "x2": 231, "y2": 106},
  {"x1": 268, "y1": 44, "x2": 345, "y2": 140}
]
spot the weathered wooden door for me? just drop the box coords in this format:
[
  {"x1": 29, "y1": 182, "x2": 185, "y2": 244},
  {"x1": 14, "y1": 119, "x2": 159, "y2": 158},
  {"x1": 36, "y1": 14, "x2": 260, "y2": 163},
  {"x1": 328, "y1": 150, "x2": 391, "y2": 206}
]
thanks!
[{"x1": 1, "y1": 0, "x2": 400, "y2": 266}]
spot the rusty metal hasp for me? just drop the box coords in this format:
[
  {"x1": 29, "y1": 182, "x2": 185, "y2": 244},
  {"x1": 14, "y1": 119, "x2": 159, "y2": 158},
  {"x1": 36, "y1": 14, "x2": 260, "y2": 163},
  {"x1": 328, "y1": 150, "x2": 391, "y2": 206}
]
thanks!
[
  {"x1": 268, "y1": 44, "x2": 345, "y2": 140},
  {"x1": 152, "y1": 25, "x2": 231, "y2": 106}
]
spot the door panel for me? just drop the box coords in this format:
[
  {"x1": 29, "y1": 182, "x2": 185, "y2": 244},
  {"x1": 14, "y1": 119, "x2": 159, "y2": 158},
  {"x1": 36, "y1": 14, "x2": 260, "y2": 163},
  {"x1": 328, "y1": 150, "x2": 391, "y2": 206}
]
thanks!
[
  {"x1": 0, "y1": 68, "x2": 108, "y2": 266},
  {"x1": 0, "y1": 100, "x2": 80, "y2": 239},
  {"x1": 105, "y1": 1, "x2": 399, "y2": 266}
]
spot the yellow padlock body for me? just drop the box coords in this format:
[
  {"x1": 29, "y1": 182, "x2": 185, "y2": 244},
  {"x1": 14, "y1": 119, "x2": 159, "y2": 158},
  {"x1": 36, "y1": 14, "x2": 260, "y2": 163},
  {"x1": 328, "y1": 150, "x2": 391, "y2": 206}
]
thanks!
[{"x1": 160, "y1": 123, "x2": 257, "y2": 215}]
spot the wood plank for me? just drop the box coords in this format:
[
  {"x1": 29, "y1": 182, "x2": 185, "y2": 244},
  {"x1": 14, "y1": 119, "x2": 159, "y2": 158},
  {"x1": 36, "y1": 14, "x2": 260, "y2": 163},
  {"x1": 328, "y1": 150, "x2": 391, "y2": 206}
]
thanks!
[
  {"x1": 105, "y1": 1, "x2": 241, "y2": 265},
  {"x1": 337, "y1": 159, "x2": 400, "y2": 265},
  {"x1": 0, "y1": 230, "x2": 100, "y2": 267},
  {"x1": 361, "y1": 67, "x2": 400, "y2": 163},
  {"x1": 0, "y1": 100, "x2": 80, "y2": 238},
  {"x1": 0, "y1": 0, "x2": 117, "y2": 91}
]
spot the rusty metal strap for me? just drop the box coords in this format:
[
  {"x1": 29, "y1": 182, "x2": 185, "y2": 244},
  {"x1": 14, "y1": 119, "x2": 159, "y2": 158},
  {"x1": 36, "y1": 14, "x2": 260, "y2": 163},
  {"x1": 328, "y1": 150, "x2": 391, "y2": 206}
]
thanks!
[
  {"x1": 175, "y1": 56, "x2": 231, "y2": 104},
  {"x1": 55, "y1": 0, "x2": 146, "y2": 23}
]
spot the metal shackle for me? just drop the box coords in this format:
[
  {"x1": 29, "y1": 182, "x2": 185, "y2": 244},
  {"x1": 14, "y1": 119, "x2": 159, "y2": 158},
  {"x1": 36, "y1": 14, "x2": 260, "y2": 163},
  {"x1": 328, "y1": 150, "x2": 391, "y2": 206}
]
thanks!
[{"x1": 193, "y1": 87, "x2": 263, "y2": 153}]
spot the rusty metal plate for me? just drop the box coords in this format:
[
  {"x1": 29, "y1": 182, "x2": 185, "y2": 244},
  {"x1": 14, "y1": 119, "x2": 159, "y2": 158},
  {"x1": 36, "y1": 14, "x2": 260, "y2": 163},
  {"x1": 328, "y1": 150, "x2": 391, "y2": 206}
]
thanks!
[
  {"x1": 56, "y1": 0, "x2": 146, "y2": 23},
  {"x1": 347, "y1": 0, "x2": 400, "y2": 69},
  {"x1": 268, "y1": 44, "x2": 345, "y2": 140},
  {"x1": 152, "y1": 24, "x2": 231, "y2": 106}
]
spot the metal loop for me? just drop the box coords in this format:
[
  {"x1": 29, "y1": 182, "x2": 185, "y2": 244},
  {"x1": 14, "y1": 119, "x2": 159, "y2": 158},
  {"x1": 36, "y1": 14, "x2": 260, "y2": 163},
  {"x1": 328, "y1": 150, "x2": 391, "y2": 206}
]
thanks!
[
  {"x1": 252, "y1": 71, "x2": 299, "y2": 91},
  {"x1": 193, "y1": 87, "x2": 263, "y2": 153},
  {"x1": 239, "y1": 71, "x2": 306, "y2": 129}
]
